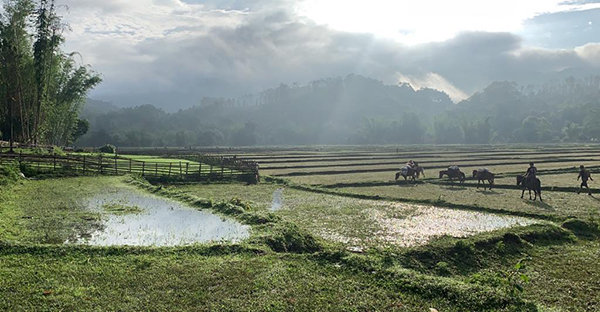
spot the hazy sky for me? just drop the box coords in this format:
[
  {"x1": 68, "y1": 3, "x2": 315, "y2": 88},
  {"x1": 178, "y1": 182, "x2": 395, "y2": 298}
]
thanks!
[{"x1": 58, "y1": 0, "x2": 600, "y2": 108}]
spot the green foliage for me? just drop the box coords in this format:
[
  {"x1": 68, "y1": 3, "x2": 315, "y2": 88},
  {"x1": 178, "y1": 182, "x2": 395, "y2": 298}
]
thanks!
[
  {"x1": 434, "y1": 261, "x2": 451, "y2": 276},
  {"x1": 72, "y1": 119, "x2": 89, "y2": 142},
  {"x1": 469, "y1": 257, "x2": 531, "y2": 297},
  {"x1": 0, "y1": 0, "x2": 101, "y2": 146},
  {"x1": 513, "y1": 116, "x2": 557, "y2": 143},
  {"x1": 264, "y1": 222, "x2": 321, "y2": 253},
  {"x1": 98, "y1": 144, "x2": 116, "y2": 154},
  {"x1": 0, "y1": 161, "x2": 22, "y2": 185},
  {"x1": 351, "y1": 114, "x2": 425, "y2": 144}
]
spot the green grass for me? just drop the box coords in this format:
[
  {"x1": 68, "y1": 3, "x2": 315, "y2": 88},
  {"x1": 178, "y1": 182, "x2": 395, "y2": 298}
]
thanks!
[
  {"x1": 102, "y1": 203, "x2": 143, "y2": 215},
  {"x1": 0, "y1": 247, "x2": 465, "y2": 311},
  {"x1": 335, "y1": 184, "x2": 600, "y2": 221},
  {"x1": 1, "y1": 176, "x2": 534, "y2": 311},
  {"x1": 174, "y1": 183, "x2": 282, "y2": 210},
  {"x1": 520, "y1": 240, "x2": 600, "y2": 310},
  {"x1": 0, "y1": 176, "x2": 120, "y2": 244},
  {"x1": 4, "y1": 145, "x2": 600, "y2": 311}
]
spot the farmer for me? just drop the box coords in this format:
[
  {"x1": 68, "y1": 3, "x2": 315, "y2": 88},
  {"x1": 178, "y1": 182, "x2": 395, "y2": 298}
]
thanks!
[{"x1": 577, "y1": 165, "x2": 593, "y2": 196}]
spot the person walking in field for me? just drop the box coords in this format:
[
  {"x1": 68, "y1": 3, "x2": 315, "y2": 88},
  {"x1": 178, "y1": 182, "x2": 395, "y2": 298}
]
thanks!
[{"x1": 577, "y1": 165, "x2": 593, "y2": 196}]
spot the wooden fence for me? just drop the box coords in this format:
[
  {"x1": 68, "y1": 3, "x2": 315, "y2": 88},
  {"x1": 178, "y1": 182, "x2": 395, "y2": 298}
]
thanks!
[{"x1": 0, "y1": 152, "x2": 259, "y2": 182}]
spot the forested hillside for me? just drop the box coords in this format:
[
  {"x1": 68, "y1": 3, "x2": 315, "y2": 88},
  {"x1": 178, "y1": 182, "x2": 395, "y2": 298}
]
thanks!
[{"x1": 77, "y1": 75, "x2": 600, "y2": 147}]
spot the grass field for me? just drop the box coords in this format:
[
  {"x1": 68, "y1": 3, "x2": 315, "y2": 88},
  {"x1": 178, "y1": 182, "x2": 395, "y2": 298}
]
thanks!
[{"x1": 2, "y1": 145, "x2": 600, "y2": 311}]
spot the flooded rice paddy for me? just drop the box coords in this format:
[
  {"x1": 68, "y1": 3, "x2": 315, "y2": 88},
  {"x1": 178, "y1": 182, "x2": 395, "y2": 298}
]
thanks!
[
  {"x1": 262, "y1": 188, "x2": 536, "y2": 250},
  {"x1": 367, "y1": 203, "x2": 536, "y2": 248},
  {"x1": 72, "y1": 189, "x2": 250, "y2": 246}
]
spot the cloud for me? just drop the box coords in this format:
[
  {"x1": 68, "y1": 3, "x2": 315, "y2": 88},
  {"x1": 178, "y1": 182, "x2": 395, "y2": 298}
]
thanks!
[
  {"x1": 55, "y1": 0, "x2": 600, "y2": 110},
  {"x1": 576, "y1": 43, "x2": 600, "y2": 66},
  {"x1": 521, "y1": 8, "x2": 599, "y2": 49}
]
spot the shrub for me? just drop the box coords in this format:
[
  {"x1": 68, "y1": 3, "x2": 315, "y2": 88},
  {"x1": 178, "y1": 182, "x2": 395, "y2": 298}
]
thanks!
[
  {"x1": 0, "y1": 161, "x2": 22, "y2": 186},
  {"x1": 99, "y1": 144, "x2": 116, "y2": 154}
]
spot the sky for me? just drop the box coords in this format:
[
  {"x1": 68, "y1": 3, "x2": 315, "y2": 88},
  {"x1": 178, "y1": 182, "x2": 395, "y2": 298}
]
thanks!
[{"x1": 56, "y1": 0, "x2": 600, "y2": 109}]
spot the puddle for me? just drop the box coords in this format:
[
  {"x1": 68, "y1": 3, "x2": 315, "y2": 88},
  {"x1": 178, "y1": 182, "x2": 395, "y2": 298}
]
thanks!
[
  {"x1": 270, "y1": 188, "x2": 284, "y2": 211},
  {"x1": 369, "y1": 204, "x2": 536, "y2": 248},
  {"x1": 70, "y1": 189, "x2": 250, "y2": 246}
]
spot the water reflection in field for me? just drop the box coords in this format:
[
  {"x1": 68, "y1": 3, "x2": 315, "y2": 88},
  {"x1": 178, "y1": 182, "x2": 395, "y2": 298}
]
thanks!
[
  {"x1": 71, "y1": 189, "x2": 249, "y2": 246},
  {"x1": 368, "y1": 203, "x2": 536, "y2": 248}
]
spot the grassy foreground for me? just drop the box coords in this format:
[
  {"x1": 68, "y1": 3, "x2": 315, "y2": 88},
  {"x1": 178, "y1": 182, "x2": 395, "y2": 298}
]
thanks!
[{"x1": 1, "y1": 170, "x2": 599, "y2": 310}]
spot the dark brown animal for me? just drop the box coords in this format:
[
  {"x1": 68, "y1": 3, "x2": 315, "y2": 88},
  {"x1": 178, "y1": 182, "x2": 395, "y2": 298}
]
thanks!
[
  {"x1": 472, "y1": 169, "x2": 495, "y2": 190},
  {"x1": 439, "y1": 169, "x2": 465, "y2": 184},
  {"x1": 395, "y1": 166, "x2": 425, "y2": 183},
  {"x1": 517, "y1": 175, "x2": 542, "y2": 201}
]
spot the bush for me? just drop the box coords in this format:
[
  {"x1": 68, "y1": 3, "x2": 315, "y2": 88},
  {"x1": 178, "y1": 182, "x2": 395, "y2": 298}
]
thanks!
[
  {"x1": 0, "y1": 161, "x2": 23, "y2": 186},
  {"x1": 99, "y1": 144, "x2": 116, "y2": 154}
]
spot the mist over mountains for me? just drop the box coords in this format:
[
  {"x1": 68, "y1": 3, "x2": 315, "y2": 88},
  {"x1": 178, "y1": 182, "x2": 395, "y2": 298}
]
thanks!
[{"x1": 78, "y1": 73, "x2": 600, "y2": 147}]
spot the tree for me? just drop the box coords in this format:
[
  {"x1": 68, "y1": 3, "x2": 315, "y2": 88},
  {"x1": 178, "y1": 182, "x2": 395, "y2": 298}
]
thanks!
[
  {"x1": 71, "y1": 118, "x2": 88, "y2": 143},
  {"x1": 514, "y1": 116, "x2": 556, "y2": 143},
  {"x1": 0, "y1": 0, "x2": 100, "y2": 148},
  {"x1": 434, "y1": 118, "x2": 463, "y2": 144}
]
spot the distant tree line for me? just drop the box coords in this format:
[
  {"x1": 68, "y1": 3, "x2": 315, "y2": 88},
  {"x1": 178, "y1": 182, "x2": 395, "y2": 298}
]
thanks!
[
  {"x1": 0, "y1": 0, "x2": 101, "y2": 148},
  {"x1": 77, "y1": 75, "x2": 600, "y2": 147},
  {"x1": 437, "y1": 78, "x2": 600, "y2": 144}
]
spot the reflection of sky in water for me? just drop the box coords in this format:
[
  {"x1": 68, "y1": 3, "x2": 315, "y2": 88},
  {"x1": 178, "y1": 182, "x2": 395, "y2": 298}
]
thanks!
[
  {"x1": 72, "y1": 189, "x2": 249, "y2": 247},
  {"x1": 270, "y1": 188, "x2": 284, "y2": 211},
  {"x1": 370, "y1": 204, "x2": 537, "y2": 248}
]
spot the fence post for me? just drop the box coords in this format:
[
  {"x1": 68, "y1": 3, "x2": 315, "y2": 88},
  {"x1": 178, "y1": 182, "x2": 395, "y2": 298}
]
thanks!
[
  {"x1": 220, "y1": 158, "x2": 224, "y2": 179},
  {"x1": 198, "y1": 162, "x2": 202, "y2": 179},
  {"x1": 99, "y1": 155, "x2": 103, "y2": 174},
  {"x1": 168, "y1": 163, "x2": 172, "y2": 177},
  {"x1": 115, "y1": 157, "x2": 118, "y2": 175},
  {"x1": 83, "y1": 156, "x2": 86, "y2": 174},
  {"x1": 185, "y1": 162, "x2": 189, "y2": 178},
  {"x1": 53, "y1": 154, "x2": 57, "y2": 171},
  {"x1": 129, "y1": 159, "x2": 132, "y2": 173},
  {"x1": 142, "y1": 161, "x2": 145, "y2": 176},
  {"x1": 179, "y1": 161, "x2": 183, "y2": 177}
]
